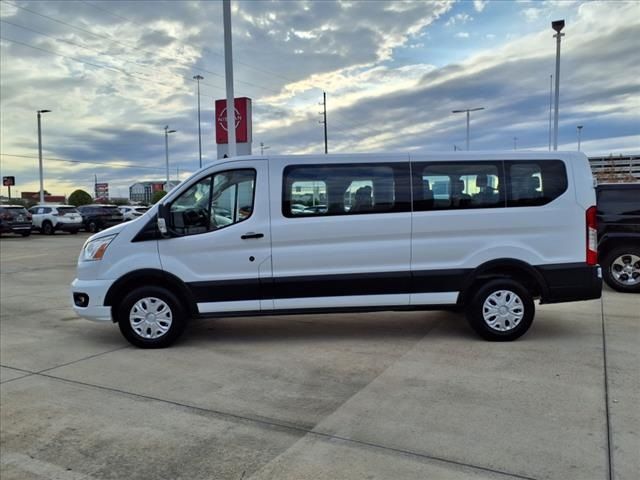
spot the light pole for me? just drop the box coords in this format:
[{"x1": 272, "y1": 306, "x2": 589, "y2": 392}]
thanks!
[
  {"x1": 223, "y1": 0, "x2": 236, "y2": 158},
  {"x1": 548, "y1": 74, "x2": 553, "y2": 151},
  {"x1": 193, "y1": 75, "x2": 204, "y2": 168},
  {"x1": 577, "y1": 125, "x2": 583, "y2": 151},
  {"x1": 513, "y1": 137, "x2": 518, "y2": 151},
  {"x1": 260, "y1": 142, "x2": 270, "y2": 155},
  {"x1": 552, "y1": 20, "x2": 565, "y2": 151},
  {"x1": 37, "y1": 109, "x2": 51, "y2": 204},
  {"x1": 164, "y1": 126, "x2": 176, "y2": 191},
  {"x1": 452, "y1": 107, "x2": 485, "y2": 151}
]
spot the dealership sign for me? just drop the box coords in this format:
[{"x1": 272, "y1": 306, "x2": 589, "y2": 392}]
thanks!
[
  {"x1": 215, "y1": 97, "x2": 252, "y2": 144},
  {"x1": 95, "y1": 182, "x2": 109, "y2": 199},
  {"x1": 3, "y1": 176, "x2": 15, "y2": 186}
]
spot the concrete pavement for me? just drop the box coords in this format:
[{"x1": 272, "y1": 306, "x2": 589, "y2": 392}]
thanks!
[{"x1": 1, "y1": 233, "x2": 637, "y2": 479}]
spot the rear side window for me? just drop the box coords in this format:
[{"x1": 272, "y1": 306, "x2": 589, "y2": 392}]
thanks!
[
  {"x1": 57, "y1": 207, "x2": 78, "y2": 215},
  {"x1": 598, "y1": 188, "x2": 640, "y2": 215},
  {"x1": 282, "y1": 163, "x2": 410, "y2": 217},
  {"x1": 506, "y1": 161, "x2": 567, "y2": 207},
  {"x1": 413, "y1": 162, "x2": 504, "y2": 211}
]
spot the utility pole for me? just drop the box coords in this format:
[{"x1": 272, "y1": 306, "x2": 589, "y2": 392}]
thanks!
[
  {"x1": 223, "y1": 0, "x2": 236, "y2": 158},
  {"x1": 37, "y1": 109, "x2": 51, "y2": 204},
  {"x1": 513, "y1": 137, "x2": 518, "y2": 151},
  {"x1": 260, "y1": 142, "x2": 270, "y2": 155},
  {"x1": 552, "y1": 20, "x2": 565, "y2": 151},
  {"x1": 319, "y1": 91, "x2": 328, "y2": 154},
  {"x1": 94, "y1": 174, "x2": 97, "y2": 198},
  {"x1": 193, "y1": 75, "x2": 204, "y2": 168}
]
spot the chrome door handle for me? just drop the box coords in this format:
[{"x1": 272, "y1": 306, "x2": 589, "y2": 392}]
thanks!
[{"x1": 241, "y1": 232, "x2": 264, "y2": 239}]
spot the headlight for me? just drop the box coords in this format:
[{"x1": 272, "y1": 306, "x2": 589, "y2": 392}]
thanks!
[{"x1": 81, "y1": 234, "x2": 116, "y2": 262}]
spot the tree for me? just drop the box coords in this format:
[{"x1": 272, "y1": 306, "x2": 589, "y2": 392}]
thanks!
[
  {"x1": 151, "y1": 190, "x2": 168, "y2": 204},
  {"x1": 68, "y1": 189, "x2": 93, "y2": 206}
]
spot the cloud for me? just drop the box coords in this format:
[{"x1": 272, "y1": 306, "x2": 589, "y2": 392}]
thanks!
[
  {"x1": 473, "y1": 1, "x2": 488, "y2": 13},
  {"x1": 0, "y1": 0, "x2": 638, "y2": 198},
  {"x1": 445, "y1": 13, "x2": 473, "y2": 27},
  {"x1": 455, "y1": 32, "x2": 470, "y2": 38}
]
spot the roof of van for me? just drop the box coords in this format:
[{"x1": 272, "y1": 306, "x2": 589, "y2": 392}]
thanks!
[{"x1": 219, "y1": 150, "x2": 588, "y2": 162}]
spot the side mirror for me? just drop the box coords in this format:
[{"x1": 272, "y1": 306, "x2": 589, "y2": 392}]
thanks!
[{"x1": 157, "y1": 203, "x2": 170, "y2": 236}]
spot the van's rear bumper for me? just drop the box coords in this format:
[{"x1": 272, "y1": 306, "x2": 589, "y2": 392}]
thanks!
[{"x1": 537, "y1": 263, "x2": 602, "y2": 304}]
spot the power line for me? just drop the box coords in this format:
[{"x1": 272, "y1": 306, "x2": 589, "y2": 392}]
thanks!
[
  {"x1": 2, "y1": 0, "x2": 281, "y2": 95},
  {"x1": 1, "y1": 153, "x2": 166, "y2": 171},
  {"x1": 0, "y1": 18, "x2": 224, "y2": 97},
  {"x1": 0, "y1": 35, "x2": 218, "y2": 100},
  {"x1": 79, "y1": 0, "x2": 314, "y2": 90}
]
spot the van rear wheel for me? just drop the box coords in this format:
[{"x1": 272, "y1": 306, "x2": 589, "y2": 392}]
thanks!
[
  {"x1": 116, "y1": 286, "x2": 187, "y2": 348},
  {"x1": 466, "y1": 279, "x2": 534, "y2": 341}
]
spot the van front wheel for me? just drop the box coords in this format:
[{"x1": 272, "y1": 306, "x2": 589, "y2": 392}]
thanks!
[
  {"x1": 466, "y1": 279, "x2": 534, "y2": 341},
  {"x1": 116, "y1": 286, "x2": 187, "y2": 348}
]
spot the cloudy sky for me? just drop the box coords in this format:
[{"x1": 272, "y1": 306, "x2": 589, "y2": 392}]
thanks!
[{"x1": 1, "y1": 0, "x2": 638, "y2": 198}]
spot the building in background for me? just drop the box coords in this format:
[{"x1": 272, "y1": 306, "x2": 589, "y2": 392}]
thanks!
[
  {"x1": 129, "y1": 181, "x2": 180, "y2": 203},
  {"x1": 21, "y1": 192, "x2": 66, "y2": 203}
]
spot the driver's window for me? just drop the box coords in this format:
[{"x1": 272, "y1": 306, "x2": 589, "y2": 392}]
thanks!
[
  {"x1": 170, "y1": 177, "x2": 212, "y2": 235},
  {"x1": 169, "y1": 169, "x2": 255, "y2": 236}
]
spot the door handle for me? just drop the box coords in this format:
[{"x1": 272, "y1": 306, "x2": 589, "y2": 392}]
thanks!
[{"x1": 241, "y1": 232, "x2": 264, "y2": 239}]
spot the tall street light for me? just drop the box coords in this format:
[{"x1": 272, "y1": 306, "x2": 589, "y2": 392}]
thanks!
[
  {"x1": 452, "y1": 107, "x2": 485, "y2": 151},
  {"x1": 552, "y1": 19, "x2": 565, "y2": 151},
  {"x1": 164, "y1": 126, "x2": 176, "y2": 191},
  {"x1": 223, "y1": 0, "x2": 236, "y2": 158},
  {"x1": 193, "y1": 75, "x2": 204, "y2": 168},
  {"x1": 260, "y1": 142, "x2": 270, "y2": 155},
  {"x1": 37, "y1": 109, "x2": 51, "y2": 204},
  {"x1": 577, "y1": 125, "x2": 583, "y2": 151},
  {"x1": 513, "y1": 137, "x2": 518, "y2": 151}
]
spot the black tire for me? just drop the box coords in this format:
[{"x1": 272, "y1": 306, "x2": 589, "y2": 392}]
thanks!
[
  {"x1": 116, "y1": 286, "x2": 187, "y2": 348},
  {"x1": 69, "y1": 229, "x2": 78, "y2": 235},
  {"x1": 42, "y1": 221, "x2": 54, "y2": 235},
  {"x1": 20, "y1": 231, "x2": 31, "y2": 237},
  {"x1": 601, "y1": 245, "x2": 640, "y2": 293},
  {"x1": 88, "y1": 221, "x2": 98, "y2": 233},
  {"x1": 466, "y1": 279, "x2": 535, "y2": 341}
]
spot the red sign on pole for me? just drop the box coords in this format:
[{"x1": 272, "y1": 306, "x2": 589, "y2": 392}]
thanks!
[{"x1": 215, "y1": 97, "x2": 252, "y2": 144}]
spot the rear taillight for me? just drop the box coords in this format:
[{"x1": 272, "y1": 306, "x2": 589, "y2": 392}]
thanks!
[
  {"x1": 27, "y1": 213, "x2": 32, "y2": 220},
  {"x1": 586, "y1": 206, "x2": 597, "y2": 266},
  {"x1": 0, "y1": 213, "x2": 11, "y2": 220}
]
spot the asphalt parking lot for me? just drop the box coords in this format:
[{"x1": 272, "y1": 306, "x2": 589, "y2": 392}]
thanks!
[{"x1": 0, "y1": 233, "x2": 637, "y2": 480}]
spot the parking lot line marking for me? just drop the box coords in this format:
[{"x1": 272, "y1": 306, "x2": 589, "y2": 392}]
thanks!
[
  {"x1": 600, "y1": 298, "x2": 614, "y2": 480},
  {"x1": 1, "y1": 452, "x2": 96, "y2": 480},
  {"x1": 33, "y1": 371, "x2": 538, "y2": 480},
  {"x1": 1, "y1": 253, "x2": 48, "y2": 261}
]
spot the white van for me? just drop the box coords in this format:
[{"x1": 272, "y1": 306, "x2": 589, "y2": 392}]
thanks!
[{"x1": 71, "y1": 152, "x2": 602, "y2": 348}]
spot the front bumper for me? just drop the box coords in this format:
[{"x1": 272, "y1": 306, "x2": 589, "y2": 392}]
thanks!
[
  {"x1": 71, "y1": 278, "x2": 114, "y2": 322},
  {"x1": 537, "y1": 263, "x2": 603, "y2": 304}
]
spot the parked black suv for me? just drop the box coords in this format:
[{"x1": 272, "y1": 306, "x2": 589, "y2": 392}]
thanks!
[
  {"x1": 0, "y1": 205, "x2": 32, "y2": 237},
  {"x1": 77, "y1": 204, "x2": 124, "y2": 233},
  {"x1": 596, "y1": 183, "x2": 640, "y2": 293}
]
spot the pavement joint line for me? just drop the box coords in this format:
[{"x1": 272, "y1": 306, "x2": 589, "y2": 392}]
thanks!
[
  {"x1": 6, "y1": 332, "x2": 538, "y2": 480},
  {"x1": 37, "y1": 372, "x2": 536, "y2": 480},
  {"x1": 0, "y1": 346, "x2": 128, "y2": 385},
  {"x1": 600, "y1": 297, "x2": 614, "y2": 480}
]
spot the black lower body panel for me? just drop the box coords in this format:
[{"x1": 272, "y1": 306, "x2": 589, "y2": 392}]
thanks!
[{"x1": 536, "y1": 263, "x2": 602, "y2": 304}]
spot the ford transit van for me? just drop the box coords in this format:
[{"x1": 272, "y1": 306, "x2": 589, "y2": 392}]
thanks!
[{"x1": 71, "y1": 152, "x2": 602, "y2": 348}]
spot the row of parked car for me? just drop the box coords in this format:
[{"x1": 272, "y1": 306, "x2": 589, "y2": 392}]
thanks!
[{"x1": 0, "y1": 204, "x2": 149, "y2": 236}]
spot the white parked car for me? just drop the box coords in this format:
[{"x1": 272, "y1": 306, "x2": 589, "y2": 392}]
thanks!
[
  {"x1": 119, "y1": 206, "x2": 149, "y2": 221},
  {"x1": 30, "y1": 204, "x2": 82, "y2": 235},
  {"x1": 72, "y1": 151, "x2": 602, "y2": 348}
]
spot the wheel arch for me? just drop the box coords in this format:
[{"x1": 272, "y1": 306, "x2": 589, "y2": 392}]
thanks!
[
  {"x1": 458, "y1": 258, "x2": 548, "y2": 306},
  {"x1": 104, "y1": 269, "x2": 198, "y2": 320}
]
